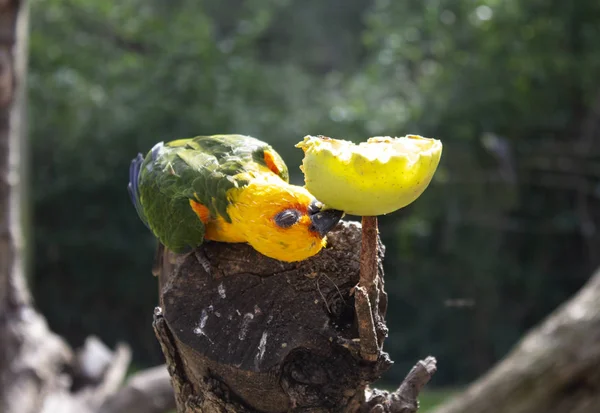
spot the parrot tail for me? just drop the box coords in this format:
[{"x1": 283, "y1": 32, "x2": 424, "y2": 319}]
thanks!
[{"x1": 128, "y1": 153, "x2": 150, "y2": 229}]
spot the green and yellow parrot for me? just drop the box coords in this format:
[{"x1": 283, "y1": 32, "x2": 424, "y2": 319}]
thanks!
[{"x1": 128, "y1": 134, "x2": 343, "y2": 262}]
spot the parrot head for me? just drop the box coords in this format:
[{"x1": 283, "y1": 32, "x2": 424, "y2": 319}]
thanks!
[{"x1": 229, "y1": 177, "x2": 344, "y2": 262}]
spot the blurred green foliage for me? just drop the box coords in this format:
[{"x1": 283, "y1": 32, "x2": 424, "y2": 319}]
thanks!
[{"x1": 29, "y1": 0, "x2": 600, "y2": 386}]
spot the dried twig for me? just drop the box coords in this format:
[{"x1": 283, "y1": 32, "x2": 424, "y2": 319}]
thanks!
[
  {"x1": 355, "y1": 286, "x2": 379, "y2": 361},
  {"x1": 355, "y1": 216, "x2": 381, "y2": 361},
  {"x1": 361, "y1": 357, "x2": 438, "y2": 413}
]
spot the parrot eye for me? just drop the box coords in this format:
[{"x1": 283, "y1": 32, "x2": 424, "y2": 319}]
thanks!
[{"x1": 274, "y1": 209, "x2": 301, "y2": 228}]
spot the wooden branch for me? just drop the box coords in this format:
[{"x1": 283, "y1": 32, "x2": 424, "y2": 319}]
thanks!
[
  {"x1": 81, "y1": 342, "x2": 132, "y2": 408},
  {"x1": 362, "y1": 356, "x2": 437, "y2": 413},
  {"x1": 431, "y1": 268, "x2": 600, "y2": 413},
  {"x1": 98, "y1": 365, "x2": 176, "y2": 413},
  {"x1": 0, "y1": 2, "x2": 172, "y2": 412},
  {"x1": 39, "y1": 339, "x2": 135, "y2": 413},
  {"x1": 0, "y1": 0, "x2": 28, "y2": 312},
  {"x1": 73, "y1": 335, "x2": 126, "y2": 388},
  {"x1": 0, "y1": 3, "x2": 77, "y2": 412},
  {"x1": 391, "y1": 357, "x2": 438, "y2": 410},
  {"x1": 355, "y1": 285, "x2": 379, "y2": 361},
  {"x1": 359, "y1": 216, "x2": 379, "y2": 290},
  {"x1": 356, "y1": 216, "x2": 381, "y2": 361},
  {"x1": 154, "y1": 221, "x2": 434, "y2": 412}
]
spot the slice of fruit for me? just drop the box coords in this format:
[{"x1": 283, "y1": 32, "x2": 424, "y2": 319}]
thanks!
[{"x1": 296, "y1": 135, "x2": 442, "y2": 216}]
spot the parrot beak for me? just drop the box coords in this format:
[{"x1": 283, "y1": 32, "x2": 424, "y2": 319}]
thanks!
[{"x1": 309, "y1": 205, "x2": 344, "y2": 236}]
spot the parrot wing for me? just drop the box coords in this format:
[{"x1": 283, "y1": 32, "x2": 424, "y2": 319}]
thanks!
[{"x1": 128, "y1": 134, "x2": 289, "y2": 253}]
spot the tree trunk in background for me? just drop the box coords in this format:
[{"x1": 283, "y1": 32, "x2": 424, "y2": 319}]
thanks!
[
  {"x1": 0, "y1": 3, "x2": 175, "y2": 412},
  {"x1": 0, "y1": 2, "x2": 74, "y2": 412},
  {"x1": 432, "y1": 268, "x2": 600, "y2": 413},
  {"x1": 153, "y1": 221, "x2": 437, "y2": 413}
]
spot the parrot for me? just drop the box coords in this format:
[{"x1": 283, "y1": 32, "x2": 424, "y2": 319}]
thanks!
[{"x1": 127, "y1": 134, "x2": 344, "y2": 262}]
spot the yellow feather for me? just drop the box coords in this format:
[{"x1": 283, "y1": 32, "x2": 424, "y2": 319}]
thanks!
[{"x1": 202, "y1": 173, "x2": 325, "y2": 262}]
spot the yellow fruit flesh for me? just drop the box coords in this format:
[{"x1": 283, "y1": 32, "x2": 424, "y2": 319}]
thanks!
[{"x1": 296, "y1": 135, "x2": 442, "y2": 216}]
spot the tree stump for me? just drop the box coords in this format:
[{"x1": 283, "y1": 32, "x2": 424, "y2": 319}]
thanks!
[{"x1": 153, "y1": 221, "x2": 436, "y2": 413}]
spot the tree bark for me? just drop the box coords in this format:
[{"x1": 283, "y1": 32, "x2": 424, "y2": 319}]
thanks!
[
  {"x1": 0, "y1": 3, "x2": 75, "y2": 412},
  {"x1": 0, "y1": 3, "x2": 175, "y2": 412},
  {"x1": 432, "y1": 268, "x2": 600, "y2": 413},
  {"x1": 154, "y1": 221, "x2": 436, "y2": 413}
]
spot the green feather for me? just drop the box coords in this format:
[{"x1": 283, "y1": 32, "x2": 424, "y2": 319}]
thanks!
[{"x1": 132, "y1": 134, "x2": 289, "y2": 253}]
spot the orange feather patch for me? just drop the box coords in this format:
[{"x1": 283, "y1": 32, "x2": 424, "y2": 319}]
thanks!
[
  {"x1": 189, "y1": 199, "x2": 211, "y2": 224},
  {"x1": 263, "y1": 150, "x2": 280, "y2": 175}
]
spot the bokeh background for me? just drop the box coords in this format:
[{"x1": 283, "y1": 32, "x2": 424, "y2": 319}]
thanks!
[{"x1": 29, "y1": 0, "x2": 600, "y2": 398}]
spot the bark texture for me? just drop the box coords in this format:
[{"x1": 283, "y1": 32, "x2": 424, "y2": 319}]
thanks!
[
  {"x1": 432, "y1": 268, "x2": 600, "y2": 413},
  {"x1": 154, "y1": 221, "x2": 436, "y2": 413}
]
